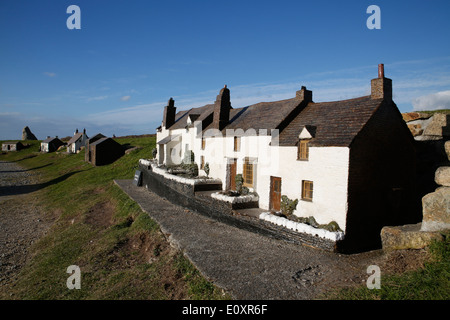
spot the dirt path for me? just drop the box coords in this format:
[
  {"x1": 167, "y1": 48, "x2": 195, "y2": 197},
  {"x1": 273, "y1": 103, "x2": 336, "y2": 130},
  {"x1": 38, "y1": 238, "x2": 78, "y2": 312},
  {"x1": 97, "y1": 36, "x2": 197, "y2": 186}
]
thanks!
[
  {"x1": 0, "y1": 161, "x2": 53, "y2": 296},
  {"x1": 116, "y1": 179, "x2": 429, "y2": 299}
]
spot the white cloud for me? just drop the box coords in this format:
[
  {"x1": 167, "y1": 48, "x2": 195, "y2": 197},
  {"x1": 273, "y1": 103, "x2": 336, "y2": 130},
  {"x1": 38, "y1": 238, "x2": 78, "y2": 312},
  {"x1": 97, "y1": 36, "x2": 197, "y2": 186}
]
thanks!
[
  {"x1": 43, "y1": 72, "x2": 56, "y2": 77},
  {"x1": 87, "y1": 95, "x2": 108, "y2": 102},
  {"x1": 120, "y1": 95, "x2": 131, "y2": 101},
  {"x1": 412, "y1": 90, "x2": 450, "y2": 111}
]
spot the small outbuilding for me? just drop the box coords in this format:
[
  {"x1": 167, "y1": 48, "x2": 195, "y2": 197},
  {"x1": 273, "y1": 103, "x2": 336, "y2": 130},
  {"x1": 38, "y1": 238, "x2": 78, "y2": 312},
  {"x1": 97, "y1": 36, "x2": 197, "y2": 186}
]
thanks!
[
  {"x1": 85, "y1": 133, "x2": 106, "y2": 162},
  {"x1": 86, "y1": 137, "x2": 124, "y2": 166},
  {"x1": 41, "y1": 137, "x2": 64, "y2": 153},
  {"x1": 2, "y1": 141, "x2": 24, "y2": 152},
  {"x1": 67, "y1": 128, "x2": 88, "y2": 154}
]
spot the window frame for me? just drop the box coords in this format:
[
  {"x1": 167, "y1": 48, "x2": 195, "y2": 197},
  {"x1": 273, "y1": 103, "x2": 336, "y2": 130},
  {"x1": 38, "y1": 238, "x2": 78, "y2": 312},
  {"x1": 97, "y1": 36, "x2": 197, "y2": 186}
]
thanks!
[
  {"x1": 201, "y1": 137, "x2": 206, "y2": 150},
  {"x1": 302, "y1": 180, "x2": 313, "y2": 201},
  {"x1": 297, "y1": 139, "x2": 310, "y2": 161},
  {"x1": 243, "y1": 157, "x2": 254, "y2": 188},
  {"x1": 234, "y1": 136, "x2": 241, "y2": 152}
]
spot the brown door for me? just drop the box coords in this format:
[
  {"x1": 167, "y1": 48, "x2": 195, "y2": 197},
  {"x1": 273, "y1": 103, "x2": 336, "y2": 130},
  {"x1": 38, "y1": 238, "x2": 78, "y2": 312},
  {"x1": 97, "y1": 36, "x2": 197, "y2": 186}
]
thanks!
[
  {"x1": 270, "y1": 176, "x2": 282, "y2": 211},
  {"x1": 228, "y1": 159, "x2": 237, "y2": 190}
]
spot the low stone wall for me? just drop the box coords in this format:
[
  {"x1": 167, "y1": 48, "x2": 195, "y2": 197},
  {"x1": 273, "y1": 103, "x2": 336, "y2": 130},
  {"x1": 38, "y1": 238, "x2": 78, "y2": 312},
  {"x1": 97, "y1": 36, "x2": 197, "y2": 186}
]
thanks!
[{"x1": 138, "y1": 163, "x2": 340, "y2": 252}]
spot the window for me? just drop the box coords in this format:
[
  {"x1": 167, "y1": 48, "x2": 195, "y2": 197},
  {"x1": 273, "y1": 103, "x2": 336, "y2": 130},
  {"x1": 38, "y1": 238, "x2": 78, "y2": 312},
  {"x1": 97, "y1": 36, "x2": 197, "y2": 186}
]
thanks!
[
  {"x1": 243, "y1": 158, "x2": 253, "y2": 187},
  {"x1": 302, "y1": 180, "x2": 313, "y2": 201},
  {"x1": 234, "y1": 136, "x2": 241, "y2": 152},
  {"x1": 200, "y1": 156, "x2": 205, "y2": 169},
  {"x1": 298, "y1": 140, "x2": 309, "y2": 160},
  {"x1": 201, "y1": 137, "x2": 206, "y2": 150}
]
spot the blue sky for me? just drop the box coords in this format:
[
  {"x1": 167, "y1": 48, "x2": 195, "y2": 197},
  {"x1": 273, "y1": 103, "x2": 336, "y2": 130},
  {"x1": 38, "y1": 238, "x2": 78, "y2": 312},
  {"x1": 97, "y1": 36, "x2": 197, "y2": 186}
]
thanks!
[{"x1": 1, "y1": 0, "x2": 450, "y2": 140}]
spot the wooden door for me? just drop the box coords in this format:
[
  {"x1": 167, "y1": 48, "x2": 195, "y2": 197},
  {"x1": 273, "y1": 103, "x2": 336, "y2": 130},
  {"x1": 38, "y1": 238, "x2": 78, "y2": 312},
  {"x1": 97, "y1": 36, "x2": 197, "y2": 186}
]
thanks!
[
  {"x1": 270, "y1": 176, "x2": 282, "y2": 212},
  {"x1": 228, "y1": 159, "x2": 237, "y2": 191}
]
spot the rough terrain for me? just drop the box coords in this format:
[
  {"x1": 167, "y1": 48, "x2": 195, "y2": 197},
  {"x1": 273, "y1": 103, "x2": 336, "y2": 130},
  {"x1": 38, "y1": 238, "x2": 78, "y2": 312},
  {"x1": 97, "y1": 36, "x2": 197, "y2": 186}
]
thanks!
[
  {"x1": 0, "y1": 161, "x2": 53, "y2": 293},
  {"x1": 0, "y1": 159, "x2": 430, "y2": 299},
  {"x1": 115, "y1": 179, "x2": 429, "y2": 299}
]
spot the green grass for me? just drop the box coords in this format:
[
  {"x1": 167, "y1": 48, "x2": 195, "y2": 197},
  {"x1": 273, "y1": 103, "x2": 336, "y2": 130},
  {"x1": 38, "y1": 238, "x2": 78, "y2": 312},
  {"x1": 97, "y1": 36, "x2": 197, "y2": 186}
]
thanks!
[
  {"x1": 326, "y1": 232, "x2": 450, "y2": 300},
  {"x1": 0, "y1": 137, "x2": 229, "y2": 300}
]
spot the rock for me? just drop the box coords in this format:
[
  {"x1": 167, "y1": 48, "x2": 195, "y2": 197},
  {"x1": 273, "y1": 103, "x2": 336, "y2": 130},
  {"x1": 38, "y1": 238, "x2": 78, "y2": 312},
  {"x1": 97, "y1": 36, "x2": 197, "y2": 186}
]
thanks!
[
  {"x1": 421, "y1": 186, "x2": 450, "y2": 232},
  {"x1": 445, "y1": 141, "x2": 450, "y2": 161},
  {"x1": 407, "y1": 123, "x2": 424, "y2": 137},
  {"x1": 22, "y1": 126, "x2": 37, "y2": 140},
  {"x1": 402, "y1": 112, "x2": 431, "y2": 123},
  {"x1": 435, "y1": 167, "x2": 450, "y2": 187},
  {"x1": 422, "y1": 113, "x2": 450, "y2": 138},
  {"x1": 381, "y1": 223, "x2": 443, "y2": 251}
]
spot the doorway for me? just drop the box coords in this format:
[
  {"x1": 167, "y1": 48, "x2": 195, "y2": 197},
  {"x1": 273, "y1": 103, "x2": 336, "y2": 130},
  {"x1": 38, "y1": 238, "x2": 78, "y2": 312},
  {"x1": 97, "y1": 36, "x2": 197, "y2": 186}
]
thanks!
[
  {"x1": 227, "y1": 158, "x2": 237, "y2": 191},
  {"x1": 270, "y1": 176, "x2": 282, "y2": 212}
]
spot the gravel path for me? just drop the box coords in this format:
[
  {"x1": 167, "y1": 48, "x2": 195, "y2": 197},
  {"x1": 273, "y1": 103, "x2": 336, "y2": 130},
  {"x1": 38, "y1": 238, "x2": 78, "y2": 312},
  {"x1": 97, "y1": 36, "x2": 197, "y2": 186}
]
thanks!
[
  {"x1": 115, "y1": 179, "x2": 391, "y2": 300},
  {"x1": 0, "y1": 161, "x2": 53, "y2": 293}
]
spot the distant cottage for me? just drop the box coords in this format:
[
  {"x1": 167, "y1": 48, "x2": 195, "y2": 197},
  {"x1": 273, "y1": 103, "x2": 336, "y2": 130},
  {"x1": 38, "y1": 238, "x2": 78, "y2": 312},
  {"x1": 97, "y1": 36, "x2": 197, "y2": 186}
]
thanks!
[
  {"x1": 67, "y1": 128, "x2": 88, "y2": 154},
  {"x1": 154, "y1": 64, "x2": 420, "y2": 252},
  {"x1": 41, "y1": 136, "x2": 64, "y2": 153},
  {"x1": 85, "y1": 137, "x2": 124, "y2": 166},
  {"x1": 2, "y1": 141, "x2": 24, "y2": 152}
]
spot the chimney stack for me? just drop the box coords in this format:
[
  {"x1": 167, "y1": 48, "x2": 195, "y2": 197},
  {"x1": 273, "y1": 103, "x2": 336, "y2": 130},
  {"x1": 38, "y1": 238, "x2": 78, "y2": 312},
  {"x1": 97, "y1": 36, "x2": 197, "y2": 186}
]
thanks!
[
  {"x1": 213, "y1": 85, "x2": 231, "y2": 131},
  {"x1": 296, "y1": 86, "x2": 313, "y2": 102},
  {"x1": 371, "y1": 64, "x2": 392, "y2": 101},
  {"x1": 163, "y1": 97, "x2": 176, "y2": 129}
]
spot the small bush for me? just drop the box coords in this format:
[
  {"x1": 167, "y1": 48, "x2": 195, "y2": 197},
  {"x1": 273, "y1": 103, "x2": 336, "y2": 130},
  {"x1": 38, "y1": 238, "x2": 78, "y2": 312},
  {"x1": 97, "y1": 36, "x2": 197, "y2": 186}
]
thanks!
[
  {"x1": 280, "y1": 195, "x2": 298, "y2": 216},
  {"x1": 235, "y1": 174, "x2": 243, "y2": 194},
  {"x1": 204, "y1": 162, "x2": 210, "y2": 177}
]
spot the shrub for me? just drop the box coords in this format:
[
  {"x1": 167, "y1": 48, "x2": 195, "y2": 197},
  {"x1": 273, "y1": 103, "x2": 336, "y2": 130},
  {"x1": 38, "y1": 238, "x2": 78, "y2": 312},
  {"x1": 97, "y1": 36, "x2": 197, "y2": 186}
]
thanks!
[
  {"x1": 280, "y1": 195, "x2": 298, "y2": 216},
  {"x1": 204, "y1": 162, "x2": 210, "y2": 177},
  {"x1": 235, "y1": 174, "x2": 243, "y2": 194}
]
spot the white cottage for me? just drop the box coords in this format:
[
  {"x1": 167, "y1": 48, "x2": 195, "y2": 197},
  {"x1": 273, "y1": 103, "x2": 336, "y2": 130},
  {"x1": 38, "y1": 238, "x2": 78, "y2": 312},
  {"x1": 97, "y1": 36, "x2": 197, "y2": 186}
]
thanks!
[
  {"x1": 67, "y1": 129, "x2": 88, "y2": 154},
  {"x1": 155, "y1": 65, "x2": 420, "y2": 252}
]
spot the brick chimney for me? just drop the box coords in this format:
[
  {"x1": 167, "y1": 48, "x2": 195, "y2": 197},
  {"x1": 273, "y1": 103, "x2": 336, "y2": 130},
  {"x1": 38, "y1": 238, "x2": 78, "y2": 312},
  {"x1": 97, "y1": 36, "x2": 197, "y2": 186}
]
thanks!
[
  {"x1": 213, "y1": 85, "x2": 231, "y2": 130},
  {"x1": 371, "y1": 64, "x2": 392, "y2": 101},
  {"x1": 162, "y1": 97, "x2": 176, "y2": 128},
  {"x1": 296, "y1": 86, "x2": 313, "y2": 102}
]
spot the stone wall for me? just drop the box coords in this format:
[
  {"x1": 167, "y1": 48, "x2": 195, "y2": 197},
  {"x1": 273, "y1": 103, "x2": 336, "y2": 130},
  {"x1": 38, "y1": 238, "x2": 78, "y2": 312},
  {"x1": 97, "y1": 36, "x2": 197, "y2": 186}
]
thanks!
[
  {"x1": 139, "y1": 163, "x2": 339, "y2": 252},
  {"x1": 421, "y1": 140, "x2": 450, "y2": 232}
]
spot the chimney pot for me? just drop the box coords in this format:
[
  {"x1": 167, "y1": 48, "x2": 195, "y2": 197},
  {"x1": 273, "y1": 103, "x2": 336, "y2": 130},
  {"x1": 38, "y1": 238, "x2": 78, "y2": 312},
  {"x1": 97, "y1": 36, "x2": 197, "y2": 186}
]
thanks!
[{"x1": 378, "y1": 64, "x2": 384, "y2": 78}]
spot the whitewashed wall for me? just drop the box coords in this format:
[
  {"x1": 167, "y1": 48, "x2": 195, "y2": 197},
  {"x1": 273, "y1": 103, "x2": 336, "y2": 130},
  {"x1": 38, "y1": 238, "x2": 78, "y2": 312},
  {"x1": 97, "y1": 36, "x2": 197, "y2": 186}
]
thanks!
[{"x1": 156, "y1": 123, "x2": 350, "y2": 232}]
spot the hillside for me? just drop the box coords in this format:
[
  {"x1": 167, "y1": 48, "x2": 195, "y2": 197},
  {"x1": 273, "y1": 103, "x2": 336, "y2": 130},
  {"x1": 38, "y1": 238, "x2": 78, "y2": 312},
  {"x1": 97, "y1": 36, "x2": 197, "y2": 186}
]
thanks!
[{"x1": 0, "y1": 136, "x2": 227, "y2": 299}]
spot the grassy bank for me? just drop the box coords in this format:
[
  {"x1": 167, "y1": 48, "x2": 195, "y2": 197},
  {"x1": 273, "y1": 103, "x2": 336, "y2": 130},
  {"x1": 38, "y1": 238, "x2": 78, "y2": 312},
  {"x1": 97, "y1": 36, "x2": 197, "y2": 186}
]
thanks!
[
  {"x1": 324, "y1": 231, "x2": 450, "y2": 300},
  {"x1": 0, "y1": 138, "x2": 228, "y2": 300}
]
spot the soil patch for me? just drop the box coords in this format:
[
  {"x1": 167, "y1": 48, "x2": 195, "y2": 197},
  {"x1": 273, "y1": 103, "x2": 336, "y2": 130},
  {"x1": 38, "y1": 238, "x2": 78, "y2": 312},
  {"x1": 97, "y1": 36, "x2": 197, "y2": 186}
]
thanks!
[{"x1": 84, "y1": 201, "x2": 115, "y2": 229}]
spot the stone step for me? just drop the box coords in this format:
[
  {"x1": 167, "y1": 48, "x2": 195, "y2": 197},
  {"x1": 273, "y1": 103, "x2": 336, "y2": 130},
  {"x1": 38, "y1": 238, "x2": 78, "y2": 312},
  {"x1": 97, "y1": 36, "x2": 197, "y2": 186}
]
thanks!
[{"x1": 381, "y1": 223, "x2": 444, "y2": 251}]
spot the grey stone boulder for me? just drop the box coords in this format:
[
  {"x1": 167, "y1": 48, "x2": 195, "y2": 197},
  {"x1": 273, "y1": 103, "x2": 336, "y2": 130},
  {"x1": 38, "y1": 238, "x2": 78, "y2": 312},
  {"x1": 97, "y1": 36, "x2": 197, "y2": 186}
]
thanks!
[
  {"x1": 435, "y1": 167, "x2": 450, "y2": 187},
  {"x1": 421, "y1": 186, "x2": 450, "y2": 232},
  {"x1": 445, "y1": 141, "x2": 450, "y2": 161},
  {"x1": 381, "y1": 223, "x2": 443, "y2": 251},
  {"x1": 422, "y1": 113, "x2": 450, "y2": 138},
  {"x1": 22, "y1": 126, "x2": 37, "y2": 140}
]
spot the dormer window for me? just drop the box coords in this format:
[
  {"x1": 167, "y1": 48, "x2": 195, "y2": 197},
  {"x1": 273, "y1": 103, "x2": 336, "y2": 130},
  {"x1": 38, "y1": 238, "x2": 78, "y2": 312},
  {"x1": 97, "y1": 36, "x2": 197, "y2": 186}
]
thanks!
[
  {"x1": 297, "y1": 140, "x2": 309, "y2": 161},
  {"x1": 234, "y1": 136, "x2": 241, "y2": 152},
  {"x1": 297, "y1": 125, "x2": 315, "y2": 161}
]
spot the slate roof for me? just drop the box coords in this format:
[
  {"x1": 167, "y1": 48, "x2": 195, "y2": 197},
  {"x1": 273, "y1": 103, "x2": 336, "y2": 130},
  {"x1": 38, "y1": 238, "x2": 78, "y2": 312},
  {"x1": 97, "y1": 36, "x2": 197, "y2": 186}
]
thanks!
[
  {"x1": 224, "y1": 97, "x2": 303, "y2": 132},
  {"x1": 42, "y1": 137, "x2": 61, "y2": 143},
  {"x1": 278, "y1": 96, "x2": 384, "y2": 147},
  {"x1": 67, "y1": 132, "x2": 84, "y2": 145},
  {"x1": 169, "y1": 104, "x2": 215, "y2": 130},
  {"x1": 165, "y1": 90, "x2": 385, "y2": 147}
]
